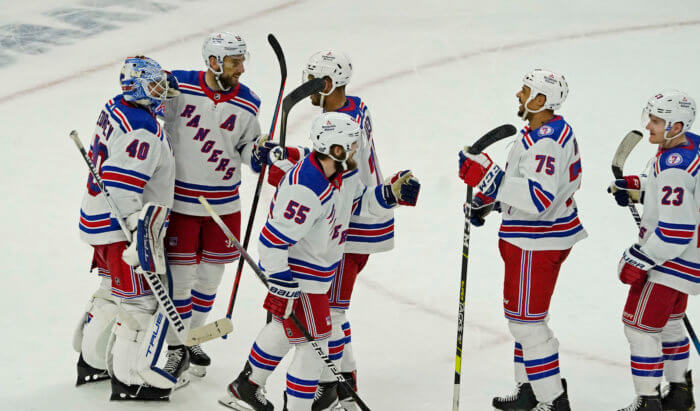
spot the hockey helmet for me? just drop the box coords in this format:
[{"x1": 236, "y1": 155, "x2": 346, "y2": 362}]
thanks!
[
  {"x1": 642, "y1": 90, "x2": 696, "y2": 139},
  {"x1": 310, "y1": 112, "x2": 360, "y2": 158},
  {"x1": 202, "y1": 32, "x2": 248, "y2": 76},
  {"x1": 521, "y1": 69, "x2": 568, "y2": 119},
  {"x1": 120, "y1": 56, "x2": 169, "y2": 116},
  {"x1": 303, "y1": 50, "x2": 353, "y2": 96}
]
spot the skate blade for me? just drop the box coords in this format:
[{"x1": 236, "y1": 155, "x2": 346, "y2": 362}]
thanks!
[
  {"x1": 76, "y1": 372, "x2": 110, "y2": 386},
  {"x1": 173, "y1": 374, "x2": 190, "y2": 390},
  {"x1": 189, "y1": 364, "x2": 207, "y2": 378},
  {"x1": 218, "y1": 392, "x2": 256, "y2": 411},
  {"x1": 335, "y1": 400, "x2": 359, "y2": 411}
]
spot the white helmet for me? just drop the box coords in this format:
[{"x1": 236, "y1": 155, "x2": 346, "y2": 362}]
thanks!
[
  {"x1": 202, "y1": 32, "x2": 248, "y2": 88},
  {"x1": 521, "y1": 69, "x2": 568, "y2": 119},
  {"x1": 642, "y1": 89, "x2": 696, "y2": 139},
  {"x1": 302, "y1": 50, "x2": 353, "y2": 96},
  {"x1": 310, "y1": 112, "x2": 360, "y2": 164}
]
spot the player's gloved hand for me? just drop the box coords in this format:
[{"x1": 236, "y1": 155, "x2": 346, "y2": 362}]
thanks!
[
  {"x1": 382, "y1": 170, "x2": 420, "y2": 206},
  {"x1": 617, "y1": 244, "x2": 656, "y2": 286},
  {"x1": 252, "y1": 134, "x2": 275, "y2": 169},
  {"x1": 468, "y1": 192, "x2": 500, "y2": 227},
  {"x1": 458, "y1": 147, "x2": 504, "y2": 198},
  {"x1": 164, "y1": 70, "x2": 180, "y2": 99},
  {"x1": 607, "y1": 175, "x2": 642, "y2": 207},
  {"x1": 121, "y1": 212, "x2": 141, "y2": 267},
  {"x1": 263, "y1": 270, "x2": 300, "y2": 319},
  {"x1": 267, "y1": 145, "x2": 310, "y2": 187}
]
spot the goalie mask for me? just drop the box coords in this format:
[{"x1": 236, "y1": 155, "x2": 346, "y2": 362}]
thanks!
[
  {"x1": 310, "y1": 112, "x2": 360, "y2": 169},
  {"x1": 120, "y1": 56, "x2": 169, "y2": 116},
  {"x1": 520, "y1": 69, "x2": 568, "y2": 120},
  {"x1": 642, "y1": 90, "x2": 696, "y2": 140}
]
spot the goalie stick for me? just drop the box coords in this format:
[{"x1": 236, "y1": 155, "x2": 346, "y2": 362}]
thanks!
[
  {"x1": 453, "y1": 124, "x2": 517, "y2": 411},
  {"x1": 198, "y1": 196, "x2": 372, "y2": 411},
  {"x1": 223, "y1": 34, "x2": 287, "y2": 338},
  {"x1": 612, "y1": 130, "x2": 700, "y2": 356}
]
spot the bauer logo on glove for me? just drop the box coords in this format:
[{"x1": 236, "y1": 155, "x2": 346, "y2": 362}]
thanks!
[{"x1": 382, "y1": 170, "x2": 420, "y2": 206}]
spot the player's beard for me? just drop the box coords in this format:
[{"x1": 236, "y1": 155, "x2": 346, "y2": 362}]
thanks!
[
  {"x1": 335, "y1": 157, "x2": 357, "y2": 173},
  {"x1": 310, "y1": 93, "x2": 322, "y2": 106},
  {"x1": 218, "y1": 73, "x2": 238, "y2": 90}
]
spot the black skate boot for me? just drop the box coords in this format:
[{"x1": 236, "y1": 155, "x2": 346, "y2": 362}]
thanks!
[
  {"x1": 109, "y1": 377, "x2": 171, "y2": 401},
  {"x1": 336, "y1": 372, "x2": 358, "y2": 410},
  {"x1": 164, "y1": 345, "x2": 190, "y2": 389},
  {"x1": 492, "y1": 382, "x2": 537, "y2": 410},
  {"x1": 531, "y1": 379, "x2": 570, "y2": 410},
  {"x1": 187, "y1": 344, "x2": 211, "y2": 377},
  {"x1": 75, "y1": 353, "x2": 109, "y2": 386},
  {"x1": 219, "y1": 362, "x2": 273, "y2": 411},
  {"x1": 312, "y1": 381, "x2": 339, "y2": 411},
  {"x1": 617, "y1": 387, "x2": 663, "y2": 411},
  {"x1": 662, "y1": 370, "x2": 695, "y2": 411}
]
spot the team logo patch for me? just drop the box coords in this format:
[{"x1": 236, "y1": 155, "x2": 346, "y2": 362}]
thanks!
[
  {"x1": 538, "y1": 125, "x2": 554, "y2": 137},
  {"x1": 666, "y1": 153, "x2": 683, "y2": 166}
]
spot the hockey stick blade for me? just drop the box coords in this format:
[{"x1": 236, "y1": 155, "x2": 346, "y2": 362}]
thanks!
[
  {"x1": 187, "y1": 318, "x2": 233, "y2": 346},
  {"x1": 612, "y1": 130, "x2": 643, "y2": 178},
  {"x1": 282, "y1": 77, "x2": 325, "y2": 114},
  {"x1": 467, "y1": 124, "x2": 517, "y2": 155},
  {"x1": 268, "y1": 34, "x2": 287, "y2": 81}
]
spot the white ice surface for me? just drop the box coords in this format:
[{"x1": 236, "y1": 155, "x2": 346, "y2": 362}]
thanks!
[{"x1": 0, "y1": 0, "x2": 698, "y2": 409}]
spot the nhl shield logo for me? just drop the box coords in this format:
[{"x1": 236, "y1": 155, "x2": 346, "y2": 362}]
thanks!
[{"x1": 214, "y1": 93, "x2": 221, "y2": 100}]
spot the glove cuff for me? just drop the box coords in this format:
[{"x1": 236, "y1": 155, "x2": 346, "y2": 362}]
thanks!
[{"x1": 623, "y1": 244, "x2": 657, "y2": 271}]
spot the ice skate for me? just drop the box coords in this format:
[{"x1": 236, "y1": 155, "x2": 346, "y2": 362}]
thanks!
[
  {"x1": 492, "y1": 382, "x2": 537, "y2": 410},
  {"x1": 187, "y1": 344, "x2": 211, "y2": 377},
  {"x1": 75, "y1": 353, "x2": 109, "y2": 386},
  {"x1": 662, "y1": 370, "x2": 695, "y2": 411},
  {"x1": 109, "y1": 377, "x2": 170, "y2": 401},
  {"x1": 219, "y1": 363, "x2": 273, "y2": 411},
  {"x1": 530, "y1": 379, "x2": 570, "y2": 410},
  {"x1": 311, "y1": 381, "x2": 339, "y2": 411},
  {"x1": 164, "y1": 345, "x2": 190, "y2": 389},
  {"x1": 617, "y1": 391, "x2": 662, "y2": 411},
  {"x1": 335, "y1": 372, "x2": 358, "y2": 410}
]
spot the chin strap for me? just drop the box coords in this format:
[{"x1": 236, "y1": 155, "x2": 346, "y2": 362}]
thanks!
[{"x1": 520, "y1": 94, "x2": 547, "y2": 120}]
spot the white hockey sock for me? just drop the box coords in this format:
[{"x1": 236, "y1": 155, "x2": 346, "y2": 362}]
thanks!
[
  {"x1": 248, "y1": 320, "x2": 291, "y2": 386},
  {"x1": 339, "y1": 317, "x2": 357, "y2": 373},
  {"x1": 286, "y1": 341, "x2": 326, "y2": 411},
  {"x1": 508, "y1": 321, "x2": 563, "y2": 403},
  {"x1": 165, "y1": 264, "x2": 195, "y2": 346},
  {"x1": 625, "y1": 325, "x2": 664, "y2": 395},
  {"x1": 513, "y1": 341, "x2": 528, "y2": 383},
  {"x1": 661, "y1": 319, "x2": 691, "y2": 383},
  {"x1": 190, "y1": 262, "x2": 225, "y2": 329},
  {"x1": 320, "y1": 309, "x2": 348, "y2": 383}
]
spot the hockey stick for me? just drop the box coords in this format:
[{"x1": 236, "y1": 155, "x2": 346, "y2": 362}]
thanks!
[
  {"x1": 70, "y1": 130, "x2": 187, "y2": 344},
  {"x1": 612, "y1": 130, "x2": 643, "y2": 225},
  {"x1": 198, "y1": 196, "x2": 372, "y2": 411},
  {"x1": 453, "y1": 124, "x2": 517, "y2": 411},
  {"x1": 222, "y1": 34, "x2": 287, "y2": 339},
  {"x1": 612, "y1": 130, "x2": 700, "y2": 356}
]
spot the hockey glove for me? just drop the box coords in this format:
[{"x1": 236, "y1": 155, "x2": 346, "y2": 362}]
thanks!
[
  {"x1": 263, "y1": 270, "x2": 300, "y2": 319},
  {"x1": 618, "y1": 244, "x2": 656, "y2": 286},
  {"x1": 468, "y1": 192, "x2": 500, "y2": 227},
  {"x1": 382, "y1": 170, "x2": 420, "y2": 206},
  {"x1": 458, "y1": 148, "x2": 504, "y2": 198},
  {"x1": 164, "y1": 70, "x2": 180, "y2": 99},
  {"x1": 267, "y1": 145, "x2": 310, "y2": 187},
  {"x1": 607, "y1": 176, "x2": 642, "y2": 207}
]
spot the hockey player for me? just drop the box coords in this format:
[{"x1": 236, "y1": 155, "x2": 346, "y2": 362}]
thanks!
[
  {"x1": 162, "y1": 32, "x2": 267, "y2": 377},
  {"x1": 608, "y1": 90, "x2": 697, "y2": 411},
  {"x1": 219, "y1": 111, "x2": 420, "y2": 411},
  {"x1": 458, "y1": 69, "x2": 586, "y2": 411},
  {"x1": 72, "y1": 56, "x2": 184, "y2": 400}
]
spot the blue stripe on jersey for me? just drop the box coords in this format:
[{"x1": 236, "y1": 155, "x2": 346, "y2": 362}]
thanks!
[
  {"x1": 103, "y1": 180, "x2": 143, "y2": 193},
  {"x1": 502, "y1": 212, "x2": 578, "y2": 227},
  {"x1": 174, "y1": 180, "x2": 240, "y2": 191},
  {"x1": 225, "y1": 100, "x2": 256, "y2": 116},
  {"x1": 101, "y1": 165, "x2": 150, "y2": 180},
  {"x1": 374, "y1": 185, "x2": 392, "y2": 209},
  {"x1": 265, "y1": 222, "x2": 298, "y2": 245},
  {"x1": 174, "y1": 193, "x2": 238, "y2": 204}
]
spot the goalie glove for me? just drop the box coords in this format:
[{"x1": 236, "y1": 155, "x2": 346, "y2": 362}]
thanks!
[
  {"x1": 263, "y1": 270, "x2": 300, "y2": 319},
  {"x1": 617, "y1": 244, "x2": 656, "y2": 286},
  {"x1": 382, "y1": 170, "x2": 420, "y2": 206},
  {"x1": 607, "y1": 175, "x2": 642, "y2": 207},
  {"x1": 458, "y1": 147, "x2": 504, "y2": 198}
]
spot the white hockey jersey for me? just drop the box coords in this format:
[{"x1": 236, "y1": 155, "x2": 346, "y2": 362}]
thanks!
[
  {"x1": 495, "y1": 115, "x2": 587, "y2": 250},
  {"x1": 638, "y1": 133, "x2": 700, "y2": 295},
  {"x1": 258, "y1": 152, "x2": 395, "y2": 294},
  {"x1": 164, "y1": 70, "x2": 261, "y2": 216},
  {"x1": 331, "y1": 96, "x2": 395, "y2": 254},
  {"x1": 79, "y1": 95, "x2": 175, "y2": 245}
]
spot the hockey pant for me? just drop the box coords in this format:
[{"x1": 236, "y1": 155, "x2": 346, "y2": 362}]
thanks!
[
  {"x1": 106, "y1": 296, "x2": 178, "y2": 389},
  {"x1": 623, "y1": 280, "x2": 690, "y2": 395},
  {"x1": 73, "y1": 276, "x2": 118, "y2": 370},
  {"x1": 500, "y1": 240, "x2": 570, "y2": 403}
]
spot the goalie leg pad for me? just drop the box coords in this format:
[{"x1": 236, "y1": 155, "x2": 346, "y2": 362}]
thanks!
[
  {"x1": 73, "y1": 278, "x2": 112, "y2": 353},
  {"x1": 79, "y1": 291, "x2": 118, "y2": 370},
  {"x1": 109, "y1": 298, "x2": 177, "y2": 391}
]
